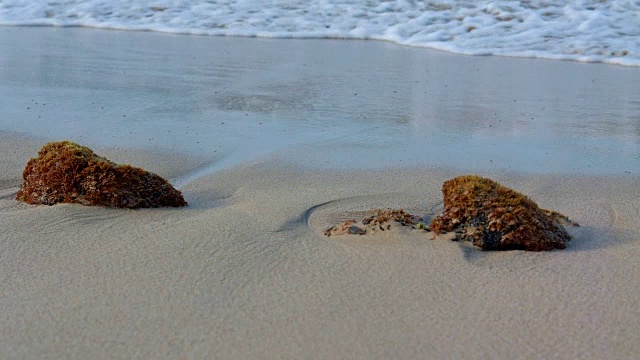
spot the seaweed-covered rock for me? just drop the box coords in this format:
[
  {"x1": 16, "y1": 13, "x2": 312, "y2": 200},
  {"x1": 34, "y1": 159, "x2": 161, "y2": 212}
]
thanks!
[
  {"x1": 430, "y1": 175, "x2": 576, "y2": 251},
  {"x1": 16, "y1": 141, "x2": 187, "y2": 208}
]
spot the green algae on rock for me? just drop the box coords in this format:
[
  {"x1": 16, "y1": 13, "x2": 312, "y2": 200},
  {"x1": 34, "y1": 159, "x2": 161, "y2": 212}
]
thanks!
[
  {"x1": 16, "y1": 141, "x2": 187, "y2": 209},
  {"x1": 430, "y1": 175, "x2": 577, "y2": 251}
]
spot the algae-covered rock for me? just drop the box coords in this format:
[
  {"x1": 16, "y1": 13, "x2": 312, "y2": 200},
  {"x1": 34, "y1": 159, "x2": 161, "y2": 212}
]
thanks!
[
  {"x1": 16, "y1": 141, "x2": 187, "y2": 209},
  {"x1": 430, "y1": 175, "x2": 576, "y2": 251}
]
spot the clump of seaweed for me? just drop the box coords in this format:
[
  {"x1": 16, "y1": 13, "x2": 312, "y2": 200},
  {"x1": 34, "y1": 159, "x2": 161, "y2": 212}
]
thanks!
[
  {"x1": 16, "y1": 141, "x2": 187, "y2": 209},
  {"x1": 324, "y1": 208, "x2": 428, "y2": 236},
  {"x1": 430, "y1": 175, "x2": 578, "y2": 251}
]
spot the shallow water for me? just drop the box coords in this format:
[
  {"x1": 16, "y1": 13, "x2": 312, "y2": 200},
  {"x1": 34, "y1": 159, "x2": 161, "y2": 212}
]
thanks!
[{"x1": 1, "y1": 27, "x2": 639, "y2": 182}]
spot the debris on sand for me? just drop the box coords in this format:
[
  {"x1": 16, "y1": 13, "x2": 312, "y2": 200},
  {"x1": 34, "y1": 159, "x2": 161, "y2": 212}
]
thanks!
[{"x1": 324, "y1": 208, "x2": 428, "y2": 236}]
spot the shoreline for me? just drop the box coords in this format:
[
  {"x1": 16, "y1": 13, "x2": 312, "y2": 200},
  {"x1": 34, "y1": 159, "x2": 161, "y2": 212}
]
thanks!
[
  {"x1": 4, "y1": 23, "x2": 639, "y2": 68},
  {"x1": 2, "y1": 27, "x2": 639, "y2": 178},
  {"x1": 2, "y1": 27, "x2": 640, "y2": 358}
]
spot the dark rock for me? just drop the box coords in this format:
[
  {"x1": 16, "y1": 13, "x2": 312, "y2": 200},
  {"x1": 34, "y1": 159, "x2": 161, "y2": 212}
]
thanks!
[{"x1": 348, "y1": 226, "x2": 367, "y2": 235}]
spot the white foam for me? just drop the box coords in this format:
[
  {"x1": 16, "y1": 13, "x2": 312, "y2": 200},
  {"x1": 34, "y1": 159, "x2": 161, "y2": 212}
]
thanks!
[{"x1": 1, "y1": 1, "x2": 638, "y2": 66}]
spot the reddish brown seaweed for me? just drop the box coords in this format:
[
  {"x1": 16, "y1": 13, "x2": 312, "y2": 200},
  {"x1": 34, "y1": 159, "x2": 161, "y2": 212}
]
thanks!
[
  {"x1": 324, "y1": 208, "x2": 426, "y2": 236},
  {"x1": 16, "y1": 141, "x2": 187, "y2": 209},
  {"x1": 430, "y1": 175, "x2": 577, "y2": 251}
]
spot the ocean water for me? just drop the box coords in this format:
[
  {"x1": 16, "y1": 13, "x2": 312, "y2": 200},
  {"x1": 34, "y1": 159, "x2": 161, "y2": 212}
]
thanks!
[
  {"x1": 1, "y1": 0, "x2": 639, "y2": 66},
  {"x1": 1, "y1": 27, "x2": 639, "y2": 181}
]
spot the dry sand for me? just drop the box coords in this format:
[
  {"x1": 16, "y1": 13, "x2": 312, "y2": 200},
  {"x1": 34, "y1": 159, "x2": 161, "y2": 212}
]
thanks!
[{"x1": 2, "y1": 132, "x2": 640, "y2": 359}]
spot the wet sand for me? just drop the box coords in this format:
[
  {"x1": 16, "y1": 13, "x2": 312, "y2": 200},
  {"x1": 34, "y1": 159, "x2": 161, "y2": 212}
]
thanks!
[
  {"x1": 1, "y1": 27, "x2": 640, "y2": 359},
  {"x1": 2, "y1": 26, "x2": 639, "y2": 177}
]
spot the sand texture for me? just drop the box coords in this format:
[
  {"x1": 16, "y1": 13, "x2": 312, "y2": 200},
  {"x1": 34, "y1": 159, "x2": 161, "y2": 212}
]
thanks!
[{"x1": 2, "y1": 137, "x2": 640, "y2": 359}]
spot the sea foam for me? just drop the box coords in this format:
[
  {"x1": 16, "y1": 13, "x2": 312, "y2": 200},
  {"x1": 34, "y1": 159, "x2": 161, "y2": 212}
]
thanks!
[{"x1": 1, "y1": 1, "x2": 638, "y2": 66}]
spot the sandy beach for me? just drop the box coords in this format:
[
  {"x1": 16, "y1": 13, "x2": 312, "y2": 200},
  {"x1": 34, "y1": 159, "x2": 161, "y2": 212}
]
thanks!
[{"x1": 2, "y1": 27, "x2": 640, "y2": 359}]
